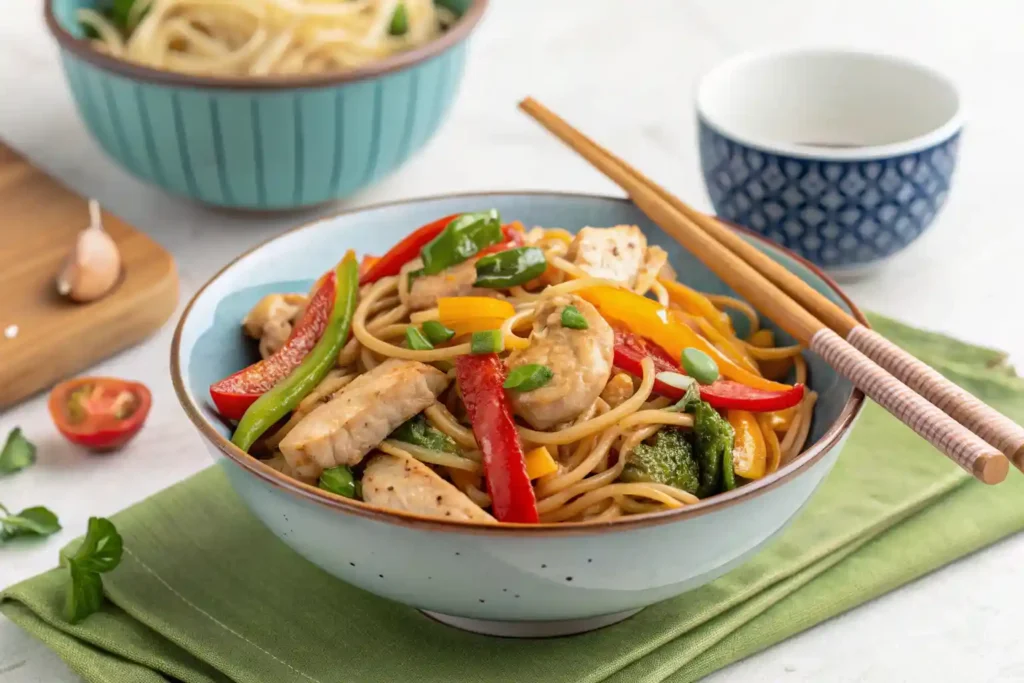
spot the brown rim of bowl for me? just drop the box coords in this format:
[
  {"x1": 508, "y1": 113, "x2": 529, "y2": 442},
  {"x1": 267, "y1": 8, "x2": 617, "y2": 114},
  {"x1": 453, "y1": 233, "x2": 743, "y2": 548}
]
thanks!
[
  {"x1": 44, "y1": 0, "x2": 489, "y2": 91},
  {"x1": 170, "y1": 190, "x2": 868, "y2": 537}
]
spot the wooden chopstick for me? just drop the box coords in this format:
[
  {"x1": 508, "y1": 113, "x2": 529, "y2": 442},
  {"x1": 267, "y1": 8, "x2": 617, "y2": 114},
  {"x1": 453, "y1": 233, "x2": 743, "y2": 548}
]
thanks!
[
  {"x1": 543, "y1": 123, "x2": 1024, "y2": 476},
  {"x1": 519, "y1": 96, "x2": 1010, "y2": 485}
]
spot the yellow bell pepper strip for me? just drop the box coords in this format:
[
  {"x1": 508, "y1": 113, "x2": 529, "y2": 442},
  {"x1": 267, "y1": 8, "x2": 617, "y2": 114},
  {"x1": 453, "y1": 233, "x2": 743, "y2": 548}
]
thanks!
[
  {"x1": 766, "y1": 405, "x2": 797, "y2": 432},
  {"x1": 524, "y1": 446, "x2": 558, "y2": 479},
  {"x1": 677, "y1": 310, "x2": 759, "y2": 374},
  {"x1": 757, "y1": 413, "x2": 783, "y2": 474},
  {"x1": 727, "y1": 410, "x2": 767, "y2": 480},
  {"x1": 748, "y1": 328, "x2": 775, "y2": 348},
  {"x1": 659, "y1": 278, "x2": 733, "y2": 336},
  {"x1": 438, "y1": 296, "x2": 518, "y2": 338},
  {"x1": 579, "y1": 286, "x2": 791, "y2": 393},
  {"x1": 232, "y1": 251, "x2": 359, "y2": 452}
]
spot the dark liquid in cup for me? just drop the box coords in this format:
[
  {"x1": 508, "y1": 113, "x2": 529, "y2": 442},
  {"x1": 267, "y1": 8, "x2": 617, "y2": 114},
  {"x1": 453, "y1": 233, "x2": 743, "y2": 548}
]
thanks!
[{"x1": 797, "y1": 142, "x2": 862, "y2": 149}]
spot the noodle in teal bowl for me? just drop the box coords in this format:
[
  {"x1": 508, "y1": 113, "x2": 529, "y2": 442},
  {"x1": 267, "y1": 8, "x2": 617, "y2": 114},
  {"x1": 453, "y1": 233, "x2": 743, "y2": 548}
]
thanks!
[
  {"x1": 45, "y1": 0, "x2": 488, "y2": 210},
  {"x1": 171, "y1": 192, "x2": 866, "y2": 637}
]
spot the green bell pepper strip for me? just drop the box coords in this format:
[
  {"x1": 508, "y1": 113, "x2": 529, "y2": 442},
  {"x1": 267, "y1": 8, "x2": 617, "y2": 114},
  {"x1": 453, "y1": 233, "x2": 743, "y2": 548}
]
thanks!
[
  {"x1": 474, "y1": 246, "x2": 547, "y2": 288},
  {"x1": 232, "y1": 252, "x2": 359, "y2": 452},
  {"x1": 419, "y1": 210, "x2": 502, "y2": 275}
]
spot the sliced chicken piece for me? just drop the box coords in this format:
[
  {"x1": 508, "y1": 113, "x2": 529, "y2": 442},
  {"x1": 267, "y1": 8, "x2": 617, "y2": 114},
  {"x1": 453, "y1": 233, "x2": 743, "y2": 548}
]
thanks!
[
  {"x1": 567, "y1": 225, "x2": 647, "y2": 286},
  {"x1": 362, "y1": 453, "x2": 495, "y2": 522},
  {"x1": 600, "y1": 372, "x2": 635, "y2": 408},
  {"x1": 279, "y1": 359, "x2": 449, "y2": 479},
  {"x1": 406, "y1": 258, "x2": 502, "y2": 311},
  {"x1": 506, "y1": 295, "x2": 613, "y2": 430},
  {"x1": 641, "y1": 246, "x2": 672, "y2": 285},
  {"x1": 243, "y1": 293, "x2": 308, "y2": 359}
]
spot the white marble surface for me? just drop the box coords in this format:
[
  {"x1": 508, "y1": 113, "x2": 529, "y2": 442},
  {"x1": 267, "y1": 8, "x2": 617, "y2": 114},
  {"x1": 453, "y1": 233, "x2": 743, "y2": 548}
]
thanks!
[{"x1": 2, "y1": 0, "x2": 1024, "y2": 680}]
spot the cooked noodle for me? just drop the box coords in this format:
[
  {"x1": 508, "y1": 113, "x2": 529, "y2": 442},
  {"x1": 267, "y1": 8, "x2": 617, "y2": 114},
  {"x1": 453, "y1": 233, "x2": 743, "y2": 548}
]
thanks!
[
  {"x1": 226, "y1": 222, "x2": 817, "y2": 524},
  {"x1": 79, "y1": 0, "x2": 455, "y2": 77}
]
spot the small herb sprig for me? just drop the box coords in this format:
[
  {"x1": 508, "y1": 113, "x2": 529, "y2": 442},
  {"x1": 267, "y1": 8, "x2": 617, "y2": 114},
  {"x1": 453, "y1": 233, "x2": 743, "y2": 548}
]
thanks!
[
  {"x1": 63, "y1": 517, "x2": 123, "y2": 624},
  {"x1": 0, "y1": 503, "x2": 61, "y2": 542},
  {"x1": 0, "y1": 427, "x2": 36, "y2": 475}
]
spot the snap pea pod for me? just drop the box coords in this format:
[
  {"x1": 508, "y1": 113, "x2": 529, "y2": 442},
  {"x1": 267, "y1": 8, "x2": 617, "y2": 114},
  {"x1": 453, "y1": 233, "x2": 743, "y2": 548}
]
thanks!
[
  {"x1": 474, "y1": 247, "x2": 547, "y2": 288},
  {"x1": 231, "y1": 252, "x2": 359, "y2": 452},
  {"x1": 419, "y1": 210, "x2": 502, "y2": 275}
]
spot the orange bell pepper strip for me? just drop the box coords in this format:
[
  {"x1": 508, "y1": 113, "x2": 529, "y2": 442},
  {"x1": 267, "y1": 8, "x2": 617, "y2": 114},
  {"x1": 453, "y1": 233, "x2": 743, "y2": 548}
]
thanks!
[
  {"x1": 524, "y1": 446, "x2": 558, "y2": 479},
  {"x1": 757, "y1": 413, "x2": 783, "y2": 474},
  {"x1": 579, "y1": 286, "x2": 791, "y2": 393},
  {"x1": 748, "y1": 328, "x2": 775, "y2": 348},
  {"x1": 659, "y1": 278, "x2": 733, "y2": 336},
  {"x1": 676, "y1": 310, "x2": 759, "y2": 374},
  {"x1": 728, "y1": 410, "x2": 767, "y2": 480}
]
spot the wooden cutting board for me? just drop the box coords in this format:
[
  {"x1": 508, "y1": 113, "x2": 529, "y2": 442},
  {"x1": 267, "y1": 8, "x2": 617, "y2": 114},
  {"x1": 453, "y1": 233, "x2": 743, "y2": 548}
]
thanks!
[{"x1": 0, "y1": 142, "x2": 179, "y2": 408}]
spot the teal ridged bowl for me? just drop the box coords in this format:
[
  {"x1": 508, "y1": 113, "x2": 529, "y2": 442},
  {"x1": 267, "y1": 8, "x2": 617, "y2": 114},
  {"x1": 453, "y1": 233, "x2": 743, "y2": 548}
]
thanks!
[{"x1": 45, "y1": 0, "x2": 487, "y2": 210}]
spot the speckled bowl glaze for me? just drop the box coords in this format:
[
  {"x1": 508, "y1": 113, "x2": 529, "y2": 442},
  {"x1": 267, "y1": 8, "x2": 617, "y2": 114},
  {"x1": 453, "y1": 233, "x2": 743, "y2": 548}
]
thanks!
[
  {"x1": 45, "y1": 0, "x2": 486, "y2": 210},
  {"x1": 697, "y1": 48, "x2": 962, "y2": 277},
  {"x1": 172, "y1": 192, "x2": 866, "y2": 637}
]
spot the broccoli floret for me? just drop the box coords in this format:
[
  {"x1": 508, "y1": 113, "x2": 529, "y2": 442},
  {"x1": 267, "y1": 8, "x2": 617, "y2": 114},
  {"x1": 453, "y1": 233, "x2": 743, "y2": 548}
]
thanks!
[
  {"x1": 620, "y1": 427, "x2": 700, "y2": 495},
  {"x1": 692, "y1": 401, "x2": 736, "y2": 497}
]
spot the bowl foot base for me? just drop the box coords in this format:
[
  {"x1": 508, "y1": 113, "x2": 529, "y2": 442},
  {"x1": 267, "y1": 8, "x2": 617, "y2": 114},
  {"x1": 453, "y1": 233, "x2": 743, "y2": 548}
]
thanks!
[{"x1": 420, "y1": 607, "x2": 643, "y2": 638}]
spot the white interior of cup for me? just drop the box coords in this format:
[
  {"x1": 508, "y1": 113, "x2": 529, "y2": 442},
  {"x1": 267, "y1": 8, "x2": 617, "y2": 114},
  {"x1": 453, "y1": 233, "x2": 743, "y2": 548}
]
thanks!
[{"x1": 696, "y1": 48, "x2": 962, "y2": 159}]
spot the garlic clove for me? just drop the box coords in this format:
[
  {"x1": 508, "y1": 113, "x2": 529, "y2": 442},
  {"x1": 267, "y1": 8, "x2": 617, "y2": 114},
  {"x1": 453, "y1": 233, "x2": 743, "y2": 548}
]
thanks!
[{"x1": 57, "y1": 200, "x2": 122, "y2": 303}]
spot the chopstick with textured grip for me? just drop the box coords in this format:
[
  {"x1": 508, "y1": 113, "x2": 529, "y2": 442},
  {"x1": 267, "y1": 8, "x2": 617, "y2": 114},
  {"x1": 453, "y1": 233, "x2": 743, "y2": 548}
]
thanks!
[{"x1": 518, "y1": 96, "x2": 1010, "y2": 485}]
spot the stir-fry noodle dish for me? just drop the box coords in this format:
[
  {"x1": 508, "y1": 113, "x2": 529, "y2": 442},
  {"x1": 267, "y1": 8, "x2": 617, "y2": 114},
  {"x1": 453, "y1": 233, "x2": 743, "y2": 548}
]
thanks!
[{"x1": 210, "y1": 211, "x2": 815, "y2": 524}]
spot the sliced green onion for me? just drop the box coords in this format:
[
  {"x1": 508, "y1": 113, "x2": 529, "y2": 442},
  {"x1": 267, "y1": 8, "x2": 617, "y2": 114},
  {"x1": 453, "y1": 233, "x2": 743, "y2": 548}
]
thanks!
[
  {"x1": 389, "y1": 2, "x2": 408, "y2": 35},
  {"x1": 503, "y1": 364, "x2": 554, "y2": 392},
  {"x1": 560, "y1": 305, "x2": 589, "y2": 330},
  {"x1": 405, "y1": 326, "x2": 434, "y2": 351},
  {"x1": 470, "y1": 329, "x2": 504, "y2": 355},
  {"x1": 422, "y1": 320, "x2": 455, "y2": 345},
  {"x1": 681, "y1": 347, "x2": 720, "y2": 385},
  {"x1": 319, "y1": 466, "x2": 358, "y2": 499}
]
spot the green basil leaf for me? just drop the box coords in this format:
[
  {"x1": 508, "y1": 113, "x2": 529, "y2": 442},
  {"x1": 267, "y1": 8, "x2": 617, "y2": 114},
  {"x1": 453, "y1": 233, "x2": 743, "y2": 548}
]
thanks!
[
  {"x1": 72, "y1": 517, "x2": 123, "y2": 574},
  {"x1": 388, "y1": 1, "x2": 408, "y2": 35},
  {"x1": 1, "y1": 506, "x2": 61, "y2": 540},
  {"x1": 0, "y1": 427, "x2": 36, "y2": 476},
  {"x1": 473, "y1": 247, "x2": 547, "y2": 289},
  {"x1": 405, "y1": 326, "x2": 434, "y2": 351},
  {"x1": 421, "y1": 320, "x2": 455, "y2": 345},
  {"x1": 503, "y1": 364, "x2": 554, "y2": 392},
  {"x1": 319, "y1": 466, "x2": 359, "y2": 499},
  {"x1": 470, "y1": 330, "x2": 504, "y2": 355},
  {"x1": 65, "y1": 559, "x2": 104, "y2": 624},
  {"x1": 391, "y1": 414, "x2": 460, "y2": 454},
  {"x1": 560, "y1": 305, "x2": 589, "y2": 330}
]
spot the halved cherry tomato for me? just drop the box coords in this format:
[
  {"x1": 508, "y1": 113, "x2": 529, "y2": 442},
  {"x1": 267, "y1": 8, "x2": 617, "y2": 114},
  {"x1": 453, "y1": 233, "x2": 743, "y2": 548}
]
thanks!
[{"x1": 48, "y1": 377, "x2": 152, "y2": 452}]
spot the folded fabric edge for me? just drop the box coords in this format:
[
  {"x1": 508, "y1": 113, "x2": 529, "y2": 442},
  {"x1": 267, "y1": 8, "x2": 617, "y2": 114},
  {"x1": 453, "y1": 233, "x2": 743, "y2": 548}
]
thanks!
[{"x1": 585, "y1": 468, "x2": 970, "y2": 683}]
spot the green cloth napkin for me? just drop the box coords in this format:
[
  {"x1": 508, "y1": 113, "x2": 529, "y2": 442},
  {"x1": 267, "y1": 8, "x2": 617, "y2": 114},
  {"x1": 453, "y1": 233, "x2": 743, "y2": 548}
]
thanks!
[{"x1": 4, "y1": 313, "x2": 1024, "y2": 683}]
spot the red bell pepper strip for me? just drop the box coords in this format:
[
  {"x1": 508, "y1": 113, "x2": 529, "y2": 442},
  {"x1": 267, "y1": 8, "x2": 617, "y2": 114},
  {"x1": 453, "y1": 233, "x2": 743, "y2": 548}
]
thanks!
[
  {"x1": 360, "y1": 216, "x2": 526, "y2": 286},
  {"x1": 612, "y1": 328, "x2": 805, "y2": 412},
  {"x1": 455, "y1": 354, "x2": 539, "y2": 523},
  {"x1": 210, "y1": 272, "x2": 336, "y2": 420},
  {"x1": 359, "y1": 213, "x2": 460, "y2": 285},
  {"x1": 359, "y1": 255, "x2": 380, "y2": 278}
]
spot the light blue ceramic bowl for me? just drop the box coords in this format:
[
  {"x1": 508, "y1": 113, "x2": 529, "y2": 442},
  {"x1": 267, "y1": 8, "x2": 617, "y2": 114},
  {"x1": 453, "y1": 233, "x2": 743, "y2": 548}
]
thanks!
[
  {"x1": 697, "y1": 49, "x2": 962, "y2": 277},
  {"x1": 46, "y1": 0, "x2": 487, "y2": 210},
  {"x1": 171, "y1": 192, "x2": 866, "y2": 637}
]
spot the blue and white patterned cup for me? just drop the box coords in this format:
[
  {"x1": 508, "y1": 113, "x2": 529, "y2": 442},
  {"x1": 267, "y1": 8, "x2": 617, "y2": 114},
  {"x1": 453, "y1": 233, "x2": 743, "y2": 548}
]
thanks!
[{"x1": 697, "y1": 49, "x2": 962, "y2": 277}]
